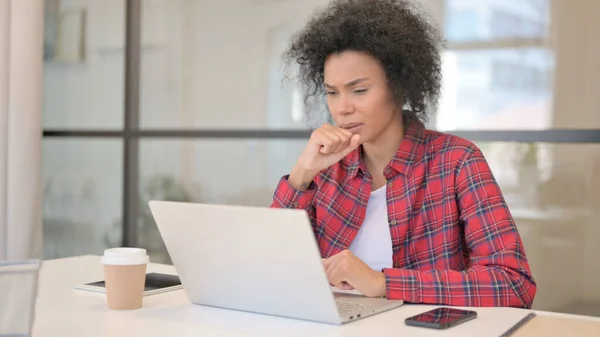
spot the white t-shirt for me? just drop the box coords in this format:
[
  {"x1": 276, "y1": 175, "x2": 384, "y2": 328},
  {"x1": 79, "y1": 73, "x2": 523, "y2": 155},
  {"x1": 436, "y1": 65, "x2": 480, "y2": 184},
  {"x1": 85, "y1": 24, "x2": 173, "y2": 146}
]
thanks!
[{"x1": 348, "y1": 185, "x2": 394, "y2": 271}]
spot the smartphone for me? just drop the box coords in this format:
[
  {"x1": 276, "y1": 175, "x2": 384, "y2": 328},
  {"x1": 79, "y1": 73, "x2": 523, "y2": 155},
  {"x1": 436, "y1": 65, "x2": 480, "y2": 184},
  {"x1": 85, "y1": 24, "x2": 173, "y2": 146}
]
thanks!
[{"x1": 405, "y1": 307, "x2": 477, "y2": 329}]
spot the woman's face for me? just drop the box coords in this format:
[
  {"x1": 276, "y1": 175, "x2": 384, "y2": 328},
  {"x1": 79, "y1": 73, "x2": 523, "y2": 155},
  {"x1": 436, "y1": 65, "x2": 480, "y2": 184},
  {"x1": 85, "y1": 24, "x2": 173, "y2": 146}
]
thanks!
[{"x1": 323, "y1": 50, "x2": 400, "y2": 144}]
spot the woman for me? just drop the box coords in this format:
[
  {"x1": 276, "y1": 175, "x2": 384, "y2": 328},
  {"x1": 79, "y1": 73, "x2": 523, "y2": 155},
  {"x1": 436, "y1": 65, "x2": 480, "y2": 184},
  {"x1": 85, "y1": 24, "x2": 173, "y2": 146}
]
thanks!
[{"x1": 271, "y1": 0, "x2": 536, "y2": 308}]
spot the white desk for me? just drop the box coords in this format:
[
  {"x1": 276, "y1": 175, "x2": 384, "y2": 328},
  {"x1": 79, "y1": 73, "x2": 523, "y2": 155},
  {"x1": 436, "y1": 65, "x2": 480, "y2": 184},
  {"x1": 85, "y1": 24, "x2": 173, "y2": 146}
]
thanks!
[{"x1": 31, "y1": 255, "x2": 600, "y2": 337}]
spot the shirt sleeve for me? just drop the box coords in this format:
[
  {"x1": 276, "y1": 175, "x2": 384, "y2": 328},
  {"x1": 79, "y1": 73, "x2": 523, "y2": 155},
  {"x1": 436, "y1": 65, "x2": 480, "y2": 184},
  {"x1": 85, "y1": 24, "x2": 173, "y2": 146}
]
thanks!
[
  {"x1": 382, "y1": 147, "x2": 537, "y2": 308},
  {"x1": 270, "y1": 174, "x2": 317, "y2": 224}
]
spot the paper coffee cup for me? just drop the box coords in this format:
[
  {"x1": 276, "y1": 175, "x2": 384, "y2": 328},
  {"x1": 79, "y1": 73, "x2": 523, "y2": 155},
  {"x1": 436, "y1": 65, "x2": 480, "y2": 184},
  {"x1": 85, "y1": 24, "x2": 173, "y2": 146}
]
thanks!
[{"x1": 101, "y1": 248, "x2": 149, "y2": 310}]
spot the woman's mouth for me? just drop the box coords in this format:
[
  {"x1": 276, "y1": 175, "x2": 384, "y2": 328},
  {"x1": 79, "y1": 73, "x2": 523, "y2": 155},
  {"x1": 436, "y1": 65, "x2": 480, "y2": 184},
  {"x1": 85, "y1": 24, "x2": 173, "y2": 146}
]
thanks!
[{"x1": 340, "y1": 123, "x2": 364, "y2": 134}]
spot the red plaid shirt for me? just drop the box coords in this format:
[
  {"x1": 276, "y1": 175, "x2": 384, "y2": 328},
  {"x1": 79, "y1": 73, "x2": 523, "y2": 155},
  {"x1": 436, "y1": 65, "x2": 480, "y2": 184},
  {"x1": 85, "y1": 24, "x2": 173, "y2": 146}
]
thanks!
[{"x1": 271, "y1": 123, "x2": 536, "y2": 308}]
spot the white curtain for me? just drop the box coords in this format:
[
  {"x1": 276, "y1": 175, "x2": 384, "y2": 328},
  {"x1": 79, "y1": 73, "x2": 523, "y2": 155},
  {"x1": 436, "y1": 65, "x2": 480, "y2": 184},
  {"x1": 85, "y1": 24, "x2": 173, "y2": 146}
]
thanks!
[{"x1": 0, "y1": 0, "x2": 44, "y2": 260}]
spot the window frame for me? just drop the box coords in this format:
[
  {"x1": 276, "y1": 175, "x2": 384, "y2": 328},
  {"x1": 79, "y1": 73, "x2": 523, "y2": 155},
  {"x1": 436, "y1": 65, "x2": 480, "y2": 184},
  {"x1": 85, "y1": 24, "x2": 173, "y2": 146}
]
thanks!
[{"x1": 42, "y1": 0, "x2": 600, "y2": 247}]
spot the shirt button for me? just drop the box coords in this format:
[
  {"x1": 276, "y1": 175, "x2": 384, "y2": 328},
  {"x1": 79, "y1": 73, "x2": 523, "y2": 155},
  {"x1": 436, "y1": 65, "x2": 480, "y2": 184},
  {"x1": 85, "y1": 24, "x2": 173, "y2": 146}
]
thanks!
[
  {"x1": 390, "y1": 220, "x2": 397, "y2": 225},
  {"x1": 387, "y1": 181, "x2": 393, "y2": 188},
  {"x1": 291, "y1": 202, "x2": 299, "y2": 207}
]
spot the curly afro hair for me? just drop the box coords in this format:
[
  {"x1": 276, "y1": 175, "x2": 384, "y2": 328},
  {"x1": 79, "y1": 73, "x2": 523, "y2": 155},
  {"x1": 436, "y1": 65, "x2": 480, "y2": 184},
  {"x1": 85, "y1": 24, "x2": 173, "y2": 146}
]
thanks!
[{"x1": 284, "y1": 0, "x2": 444, "y2": 127}]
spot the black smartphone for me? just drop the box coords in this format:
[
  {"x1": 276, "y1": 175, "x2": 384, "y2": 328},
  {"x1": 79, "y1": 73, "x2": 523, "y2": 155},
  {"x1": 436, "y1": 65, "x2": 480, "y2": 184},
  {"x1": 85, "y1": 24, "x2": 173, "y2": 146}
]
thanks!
[{"x1": 405, "y1": 307, "x2": 477, "y2": 329}]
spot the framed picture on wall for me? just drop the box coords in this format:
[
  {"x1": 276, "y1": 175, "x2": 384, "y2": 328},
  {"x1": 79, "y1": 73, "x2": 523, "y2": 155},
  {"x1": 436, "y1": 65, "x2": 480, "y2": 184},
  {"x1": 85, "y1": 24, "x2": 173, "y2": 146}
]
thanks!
[
  {"x1": 44, "y1": 0, "x2": 86, "y2": 63},
  {"x1": 55, "y1": 9, "x2": 86, "y2": 62}
]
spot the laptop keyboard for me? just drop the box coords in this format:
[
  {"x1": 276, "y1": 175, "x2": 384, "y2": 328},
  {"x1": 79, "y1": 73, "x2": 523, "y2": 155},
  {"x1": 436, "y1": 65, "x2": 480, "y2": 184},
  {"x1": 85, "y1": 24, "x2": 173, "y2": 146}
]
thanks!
[{"x1": 336, "y1": 300, "x2": 372, "y2": 316}]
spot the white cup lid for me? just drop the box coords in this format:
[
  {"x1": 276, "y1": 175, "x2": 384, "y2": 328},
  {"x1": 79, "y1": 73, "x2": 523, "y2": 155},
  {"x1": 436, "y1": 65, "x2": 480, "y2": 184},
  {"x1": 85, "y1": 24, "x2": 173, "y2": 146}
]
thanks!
[{"x1": 101, "y1": 247, "x2": 149, "y2": 265}]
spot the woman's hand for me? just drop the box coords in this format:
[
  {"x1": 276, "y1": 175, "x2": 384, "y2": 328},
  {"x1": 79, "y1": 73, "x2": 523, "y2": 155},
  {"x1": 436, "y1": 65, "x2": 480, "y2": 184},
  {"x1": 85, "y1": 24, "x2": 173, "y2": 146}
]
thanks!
[
  {"x1": 288, "y1": 124, "x2": 361, "y2": 191},
  {"x1": 323, "y1": 250, "x2": 387, "y2": 298}
]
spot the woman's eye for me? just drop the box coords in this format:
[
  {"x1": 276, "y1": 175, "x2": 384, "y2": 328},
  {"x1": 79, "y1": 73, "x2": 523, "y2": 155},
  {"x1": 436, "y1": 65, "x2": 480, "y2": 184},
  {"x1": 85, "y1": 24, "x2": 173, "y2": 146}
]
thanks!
[
  {"x1": 354, "y1": 89, "x2": 368, "y2": 94},
  {"x1": 325, "y1": 91, "x2": 337, "y2": 96}
]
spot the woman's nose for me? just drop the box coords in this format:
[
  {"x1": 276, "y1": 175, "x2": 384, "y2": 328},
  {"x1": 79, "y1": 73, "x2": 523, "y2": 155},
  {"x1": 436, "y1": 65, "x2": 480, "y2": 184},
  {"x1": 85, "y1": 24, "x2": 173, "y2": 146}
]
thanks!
[{"x1": 335, "y1": 94, "x2": 354, "y2": 116}]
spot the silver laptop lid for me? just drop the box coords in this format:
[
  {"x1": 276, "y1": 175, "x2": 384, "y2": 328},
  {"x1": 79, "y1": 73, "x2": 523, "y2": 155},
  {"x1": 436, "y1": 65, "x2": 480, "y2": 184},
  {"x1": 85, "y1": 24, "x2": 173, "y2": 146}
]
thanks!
[{"x1": 149, "y1": 201, "x2": 341, "y2": 324}]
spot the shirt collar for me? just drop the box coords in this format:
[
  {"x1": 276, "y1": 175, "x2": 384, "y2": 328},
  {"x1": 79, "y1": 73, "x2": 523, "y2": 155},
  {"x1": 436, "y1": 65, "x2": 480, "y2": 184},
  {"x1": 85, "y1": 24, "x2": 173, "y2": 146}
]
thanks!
[{"x1": 344, "y1": 121, "x2": 425, "y2": 179}]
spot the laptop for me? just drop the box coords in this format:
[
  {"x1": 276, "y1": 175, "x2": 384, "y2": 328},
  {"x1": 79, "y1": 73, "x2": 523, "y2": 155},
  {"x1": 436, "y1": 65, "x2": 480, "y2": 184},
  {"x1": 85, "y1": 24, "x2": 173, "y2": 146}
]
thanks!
[{"x1": 148, "y1": 200, "x2": 403, "y2": 325}]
